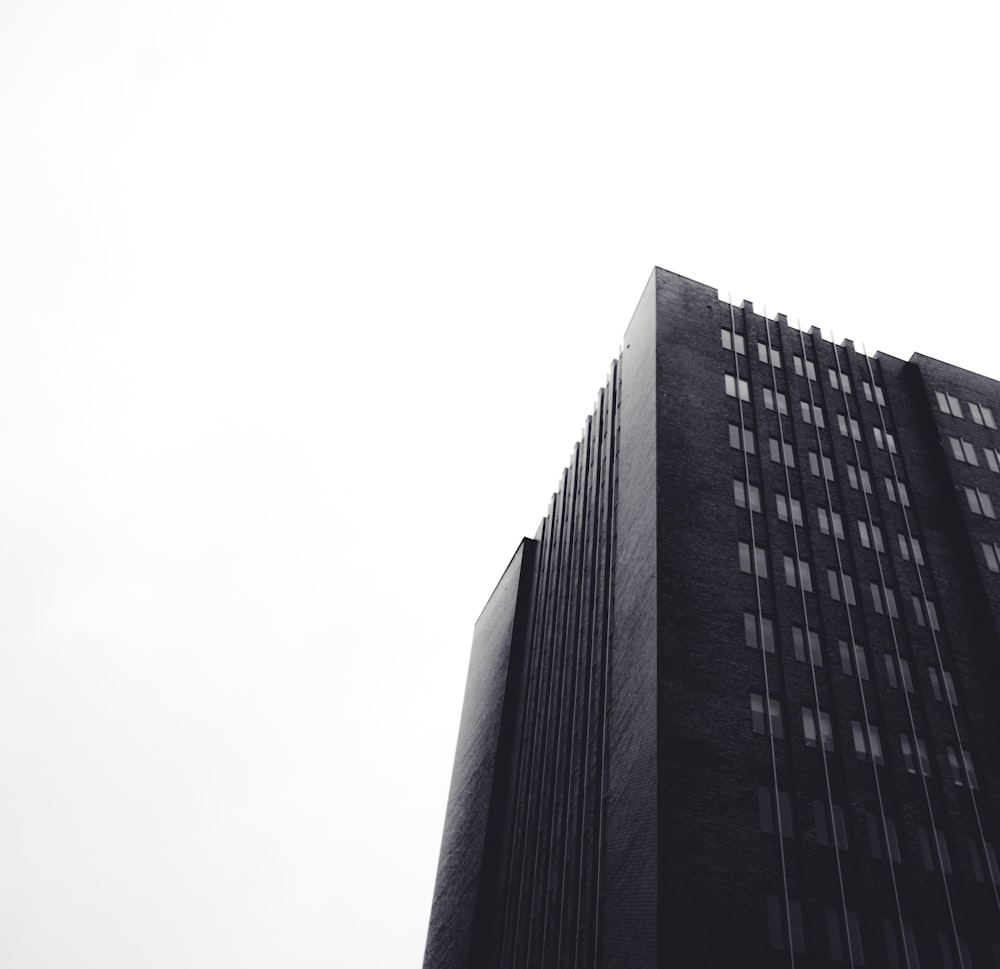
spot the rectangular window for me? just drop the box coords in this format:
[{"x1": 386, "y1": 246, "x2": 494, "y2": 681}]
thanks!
[
  {"x1": 897, "y1": 533, "x2": 924, "y2": 565},
  {"x1": 722, "y1": 329, "x2": 746, "y2": 354},
  {"x1": 776, "y1": 494, "x2": 803, "y2": 525},
  {"x1": 885, "y1": 654, "x2": 913, "y2": 692},
  {"x1": 826, "y1": 906, "x2": 864, "y2": 964},
  {"x1": 784, "y1": 556, "x2": 813, "y2": 591},
  {"x1": 969, "y1": 401, "x2": 984, "y2": 424},
  {"x1": 928, "y1": 668, "x2": 957, "y2": 704},
  {"x1": 902, "y1": 735, "x2": 931, "y2": 776},
  {"x1": 758, "y1": 342, "x2": 782, "y2": 367},
  {"x1": 936, "y1": 390, "x2": 963, "y2": 417},
  {"x1": 729, "y1": 423, "x2": 756, "y2": 453},
  {"x1": 912, "y1": 596, "x2": 940, "y2": 630},
  {"x1": 848, "y1": 464, "x2": 872, "y2": 493},
  {"x1": 792, "y1": 626, "x2": 823, "y2": 666},
  {"x1": 839, "y1": 639, "x2": 869, "y2": 679},
  {"x1": 863, "y1": 380, "x2": 886, "y2": 405},
  {"x1": 818, "y1": 507, "x2": 844, "y2": 538},
  {"x1": 734, "y1": 480, "x2": 761, "y2": 512},
  {"x1": 803, "y1": 707, "x2": 834, "y2": 750},
  {"x1": 758, "y1": 785, "x2": 794, "y2": 835},
  {"x1": 853, "y1": 720, "x2": 884, "y2": 764},
  {"x1": 985, "y1": 447, "x2": 1000, "y2": 472},
  {"x1": 738, "y1": 542, "x2": 768, "y2": 577},
  {"x1": 744, "y1": 612, "x2": 776, "y2": 652},
  {"x1": 751, "y1": 694, "x2": 783, "y2": 737},
  {"x1": 814, "y1": 800, "x2": 849, "y2": 849},
  {"x1": 770, "y1": 437, "x2": 795, "y2": 467},
  {"x1": 766, "y1": 894, "x2": 805, "y2": 952},
  {"x1": 809, "y1": 451, "x2": 835, "y2": 480},
  {"x1": 858, "y1": 521, "x2": 885, "y2": 552},
  {"x1": 725, "y1": 373, "x2": 750, "y2": 401},
  {"x1": 793, "y1": 356, "x2": 816, "y2": 381},
  {"x1": 966, "y1": 486, "x2": 997, "y2": 518},
  {"x1": 867, "y1": 813, "x2": 901, "y2": 862},
  {"x1": 800, "y1": 401, "x2": 825, "y2": 427},
  {"x1": 828, "y1": 570, "x2": 856, "y2": 604},
  {"x1": 949, "y1": 436, "x2": 979, "y2": 465},
  {"x1": 837, "y1": 414, "x2": 861, "y2": 440},
  {"x1": 763, "y1": 387, "x2": 788, "y2": 414}
]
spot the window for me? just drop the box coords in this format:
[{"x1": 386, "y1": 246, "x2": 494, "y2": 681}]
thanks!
[
  {"x1": 838, "y1": 413, "x2": 861, "y2": 440},
  {"x1": 884, "y1": 920, "x2": 921, "y2": 969},
  {"x1": 829, "y1": 367, "x2": 852, "y2": 394},
  {"x1": 936, "y1": 390, "x2": 963, "y2": 417},
  {"x1": 758, "y1": 785, "x2": 793, "y2": 835},
  {"x1": 911, "y1": 595, "x2": 940, "y2": 630},
  {"x1": 917, "y1": 826, "x2": 951, "y2": 873},
  {"x1": 751, "y1": 693, "x2": 784, "y2": 737},
  {"x1": 839, "y1": 639, "x2": 869, "y2": 679},
  {"x1": 968, "y1": 401, "x2": 997, "y2": 427},
  {"x1": 738, "y1": 542, "x2": 768, "y2": 577},
  {"x1": 853, "y1": 720, "x2": 883, "y2": 764},
  {"x1": 858, "y1": 521, "x2": 885, "y2": 552},
  {"x1": 770, "y1": 437, "x2": 795, "y2": 467},
  {"x1": 885, "y1": 654, "x2": 913, "y2": 692},
  {"x1": 733, "y1": 480, "x2": 761, "y2": 512},
  {"x1": 776, "y1": 494, "x2": 803, "y2": 525},
  {"x1": 867, "y1": 812, "x2": 901, "y2": 862},
  {"x1": 985, "y1": 446, "x2": 1000, "y2": 472},
  {"x1": 828, "y1": 569, "x2": 856, "y2": 605},
  {"x1": 968, "y1": 838, "x2": 1000, "y2": 885},
  {"x1": 884, "y1": 477, "x2": 910, "y2": 506},
  {"x1": 819, "y1": 507, "x2": 845, "y2": 538},
  {"x1": 928, "y1": 668, "x2": 957, "y2": 704},
  {"x1": 793, "y1": 356, "x2": 816, "y2": 381},
  {"x1": 826, "y1": 906, "x2": 864, "y2": 964},
  {"x1": 983, "y1": 542, "x2": 1000, "y2": 572},
  {"x1": 744, "y1": 612, "x2": 775, "y2": 652},
  {"x1": 729, "y1": 423, "x2": 756, "y2": 453},
  {"x1": 792, "y1": 625, "x2": 822, "y2": 666},
  {"x1": 803, "y1": 707, "x2": 834, "y2": 750},
  {"x1": 784, "y1": 556, "x2": 813, "y2": 591},
  {"x1": 848, "y1": 464, "x2": 872, "y2": 493},
  {"x1": 763, "y1": 387, "x2": 788, "y2": 414},
  {"x1": 897, "y1": 533, "x2": 924, "y2": 565},
  {"x1": 758, "y1": 342, "x2": 781, "y2": 367},
  {"x1": 863, "y1": 380, "x2": 886, "y2": 405},
  {"x1": 900, "y1": 734, "x2": 930, "y2": 776},
  {"x1": 873, "y1": 427, "x2": 897, "y2": 453},
  {"x1": 966, "y1": 486, "x2": 996, "y2": 518},
  {"x1": 721, "y1": 329, "x2": 746, "y2": 354},
  {"x1": 814, "y1": 799, "x2": 848, "y2": 849},
  {"x1": 725, "y1": 373, "x2": 750, "y2": 401},
  {"x1": 767, "y1": 894, "x2": 805, "y2": 952},
  {"x1": 870, "y1": 584, "x2": 898, "y2": 618},
  {"x1": 809, "y1": 450, "x2": 834, "y2": 480},
  {"x1": 946, "y1": 746, "x2": 978, "y2": 789},
  {"x1": 948, "y1": 436, "x2": 979, "y2": 465},
  {"x1": 801, "y1": 400, "x2": 825, "y2": 427}
]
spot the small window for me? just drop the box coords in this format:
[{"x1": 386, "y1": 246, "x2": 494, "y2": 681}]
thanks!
[
  {"x1": 985, "y1": 447, "x2": 1000, "y2": 472},
  {"x1": 863, "y1": 380, "x2": 886, "y2": 405},
  {"x1": 734, "y1": 480, "x2": 761, "y2": 512},
  {"x1": 738, "y1": 542, "x2": 769, "y2": 577},
  {"x1": 758, "y1": 785, "x2": 794, "y2": 835},
  {"x1": 750, "y1": 693, "x2": 783, "y2": 737},
  {"x1": 839, "y1": 639, "x2": 869, "y2": 679},
  {"x1": 873, "y1": 427, "x2": 897, "y2": 453},
  {"x1": 792, "y1": 626, "x2": 823, "y2": 666},
  {"x1": 721, "y1": 329, "x2": 746, "y2": 354},
  {"x1": 814, "y1": 800, "x2": 848, "y2": 849},
  {"x1": 928, "y1": 668, "x2": 957, "y2": 704},
  {"x1": 776, "y1": 494, "x2": 803, "y2": 525},
  {"x1": 828, "y1": 570, "x2": 856, "y2": 605},
  {"x1": 853, "y1": 720, "x2": 884, "y2": 764},
  {"x1": 803, "y1": 707, "x2": 834, "y2": 750},
  {"x1": 758, "y1": 342, "x2": 782, "y2": 367},
  {"x1": 784, "y1": 556, "x2": 813, "y2": 591},
  {"x1": 983, "y1": 542, "x2": 1000, "y2": 572},
  {"x1": 801, "y1": 400, "x2": 824, "y2": 426},
  {"x1": 965, "y1": 486, "x2": 996, "y2": 518},
  {"x1": 729, "y1": 423, "x2": 756, "y2": 453},
  {"x1": 725, "y1": 374, "x2": 750, "y2": 401},
  {"x1": 912, "y1": 596, "x2": 940, "y2": 630},
  {"x1": 763, "y1": 387, "x2": 788, "y2": 415},
  {"x1": 969, "y1": 401, "x2": 984, "y2": 424},
  {"x1": 770, "y1": 437, "x2": 795, "y2": 467},
  {"x1": 885, "y1": 477, "x2": 909, "y2": 505},
  {"x1": 744, "y1": 612, "x2": 775, "y2": 652},
  {"x1": 936, "y1": 390, "x2": 963, "y2": 417},
  {"x1": 901, "y1": 735, "x2": 930, "y2": 776},
  {"x1": 847, "y1": 465, "x2": 872, "y2": 493},
  {"x1": 868, "y1": 813, "x2": 901, "y2": 862}
]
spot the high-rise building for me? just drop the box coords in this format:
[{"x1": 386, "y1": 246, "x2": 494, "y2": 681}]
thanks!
[{"x1": 423, "y1": 268, "x2": 1000, "y2": 969}]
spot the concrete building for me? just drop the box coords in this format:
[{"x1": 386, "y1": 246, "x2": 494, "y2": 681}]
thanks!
[{"x1": 424, "y1": 268, "x2": 1000, "y2": 969}]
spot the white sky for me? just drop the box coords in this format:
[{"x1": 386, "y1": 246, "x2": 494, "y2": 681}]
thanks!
[{"x1": 2, "y1": 1, "x2": 999, "y2": 966}]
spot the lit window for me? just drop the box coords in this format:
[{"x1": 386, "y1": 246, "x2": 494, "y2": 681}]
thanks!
[
  {"x1": 758, "y1": 785, "x2": 794, "y2": 835},
  {"x1": 763, "y1": 387, "x2": 788, "y2": 414},
  {"x1": 936, "y1": 390, "x2": 963, "y2": 417},
  {"x1": 722, "y1": 329, "x2": 746, "y2": 354},
  {"x1": 776, "y1": 494, "x2": 803, "y2": 525},
  {"x1": 744, "y1": 612, "x2": 775, "y2": 652},
  {"x1": 792, "y1": 625, "x2": 822, "y2": 666},
  {"x1": 965, "y1": 486, "x2": 996, "y2": 518},
  {"x1": 733, "y1": 480, "x2": 761, "y2": 512},
  {"x1": 818, "y1": 507, "x2": 844, "y2": 538},
  {"x1": 802, "y1": 707, "x2": 834, "y2": 750},
  {"x1": 983, "y1": 542, "x2": 1000, "y2": 572}
]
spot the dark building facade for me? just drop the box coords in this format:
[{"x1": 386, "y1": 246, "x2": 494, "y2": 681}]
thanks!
[{"x1": 424, "y1": 268, "x2": 1000, "y2": 969}]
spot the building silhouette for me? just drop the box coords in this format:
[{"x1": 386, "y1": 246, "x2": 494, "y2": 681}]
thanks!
[{"x1": 424, "y1": 268, "x2": 1000, "y2": 969}]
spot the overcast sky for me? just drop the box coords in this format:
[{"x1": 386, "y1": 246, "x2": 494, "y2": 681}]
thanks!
[{"x1": 2, "y1": 1, "x2": 999, "y2": 967}]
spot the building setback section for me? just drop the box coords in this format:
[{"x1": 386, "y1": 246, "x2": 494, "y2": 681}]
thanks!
[{"x1": 424, "y1": 267, "x2": 1000, "y2": 969}]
